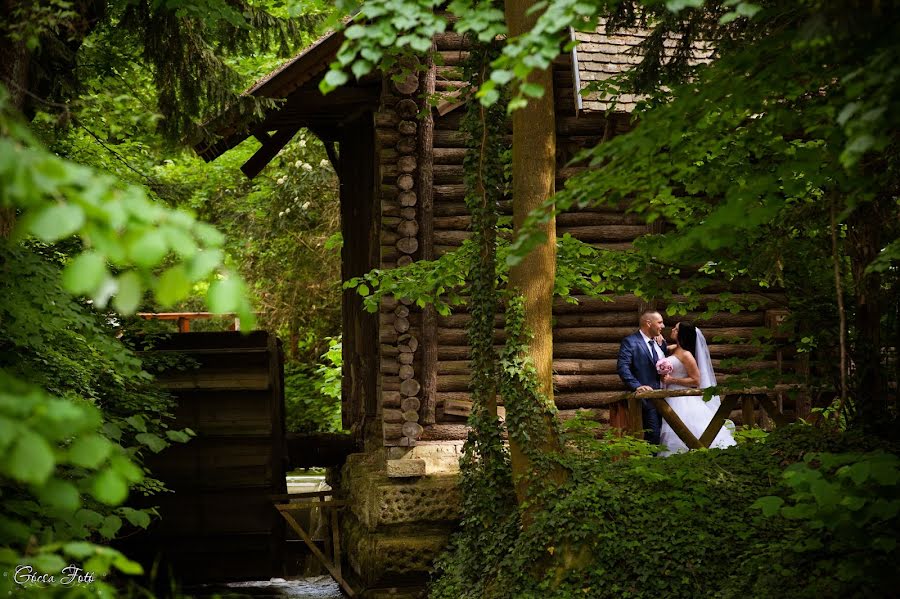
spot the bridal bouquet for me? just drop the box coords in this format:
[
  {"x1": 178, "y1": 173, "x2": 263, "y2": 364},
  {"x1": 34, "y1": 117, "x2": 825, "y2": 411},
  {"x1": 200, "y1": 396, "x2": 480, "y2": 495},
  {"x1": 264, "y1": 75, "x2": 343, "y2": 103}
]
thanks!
[
  {"x1": 656, "y1": 359, "x2": 673, "y2": 376},
  {"x1": 656, "y1": 358, "x2": 673, "y2": 389}
]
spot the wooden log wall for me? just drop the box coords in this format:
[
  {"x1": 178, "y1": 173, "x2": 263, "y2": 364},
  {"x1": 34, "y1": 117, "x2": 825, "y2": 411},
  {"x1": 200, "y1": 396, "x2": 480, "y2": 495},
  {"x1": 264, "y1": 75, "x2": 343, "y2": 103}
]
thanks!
[
  {"x1": 376, "y1": 58, "x2": 427, "y2": 447},
  {"x1": 376, "y1": 32, "x2": 793, "y2": 445}
]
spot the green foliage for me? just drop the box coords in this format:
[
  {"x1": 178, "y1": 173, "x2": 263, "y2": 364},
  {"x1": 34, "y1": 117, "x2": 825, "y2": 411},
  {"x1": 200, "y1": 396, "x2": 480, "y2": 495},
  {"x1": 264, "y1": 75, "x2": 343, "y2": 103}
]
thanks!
[
  {"x1": 0, "y1": 244, "x2": 197, "y2": 590},
  {"x1": 0, "y1": 87, "x2": 255, "y2": 327},
  {"x1": 429, "y1": 38, "x2": 521, "y2": 598},
  {"x1": 284, "y1": 336, "x2": 343, "y2": 433},
  {"x1": 7, "y1": 0, "x2": 323, "y2": 142},
  {"x1": 1, "y1": 2, "x2": 340, "y2": 595},
  {"x1": 321, "y1": 0, "x2": 447, "y2": 93},
  {"x1": 433, "y1": 425, "x2": 900, "y2": 599},
  {"x1": 316, "y1": 336, "x2": 343, "y2": 402},
  {"x1": 742, "y1": 451, "x2": 900, "y2": 597},
  {"x1": 0, "y1": 374, "x2": 147, "y2": 596},
  {"x1": 346, "y1": 240, "x2": 474, "y2": 315}
]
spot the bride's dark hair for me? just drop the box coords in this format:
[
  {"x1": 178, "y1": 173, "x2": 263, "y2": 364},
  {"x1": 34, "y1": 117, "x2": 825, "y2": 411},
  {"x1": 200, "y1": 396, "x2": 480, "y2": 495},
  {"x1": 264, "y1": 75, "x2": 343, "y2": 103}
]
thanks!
[{"x1": 677, "y1": 321, "x2": 698, "y2": 355}]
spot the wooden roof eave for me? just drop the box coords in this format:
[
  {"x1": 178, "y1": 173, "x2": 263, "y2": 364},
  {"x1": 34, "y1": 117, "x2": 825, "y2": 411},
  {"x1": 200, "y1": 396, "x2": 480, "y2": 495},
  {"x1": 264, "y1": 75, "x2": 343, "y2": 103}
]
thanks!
[{"x1": 194, "y1": 29, "x2": 360, "y2": 166}]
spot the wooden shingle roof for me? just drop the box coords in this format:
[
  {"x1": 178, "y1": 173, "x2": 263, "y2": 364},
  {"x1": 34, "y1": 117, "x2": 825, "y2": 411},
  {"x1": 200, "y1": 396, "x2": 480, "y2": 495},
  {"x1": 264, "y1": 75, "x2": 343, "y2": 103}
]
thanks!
[{"x1": 573, "y1": 22, "x2": 713, "y2": 113}]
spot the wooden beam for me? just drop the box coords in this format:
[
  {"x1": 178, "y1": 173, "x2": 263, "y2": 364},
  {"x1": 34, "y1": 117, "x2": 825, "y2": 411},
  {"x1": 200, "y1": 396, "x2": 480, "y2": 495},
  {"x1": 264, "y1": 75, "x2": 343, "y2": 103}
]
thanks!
[
  {"x1": 651, "y1": 398, "x2": 703, "y2": 450},
  {"x1": 241, "y1": 126, "x2": 301, "y2": 179},
  {"x1": 279, "y1": 510, "x2": 356, "y2": 597},
  {"x1": 698, "y1": 395, "x2": 740, "y2": 447},
  {"x1": 626, "y1": 395, "x2": 643, "y2": 439},
  {"x1": 742, "y1": 395, "x2": 755, "y2": 428},
  {"x1": 420, "y1": 50, "x2": 438, "y2": 426},
  {"x1": 756, "y1": 394, "x2": 789, "y2": 427},
  {"x1": 323, "y1": 140, "x2": 340, "y2": 173}
]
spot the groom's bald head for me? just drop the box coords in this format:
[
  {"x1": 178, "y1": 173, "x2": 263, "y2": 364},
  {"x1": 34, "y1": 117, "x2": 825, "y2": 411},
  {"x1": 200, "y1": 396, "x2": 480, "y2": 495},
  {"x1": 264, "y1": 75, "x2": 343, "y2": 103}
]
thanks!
[{"x1": 639, "y1": 310, "x2": 664, "y2": 336}]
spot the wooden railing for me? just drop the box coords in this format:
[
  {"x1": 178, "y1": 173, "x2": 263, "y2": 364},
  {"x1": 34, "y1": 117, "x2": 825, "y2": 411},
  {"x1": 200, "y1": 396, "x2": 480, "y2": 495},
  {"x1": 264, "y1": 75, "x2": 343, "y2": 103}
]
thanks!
[
  {"x1": 626, "y1": 384, "x2": 803, "y2": 449},
  {"x1": 137, "y1": 312, "x2": 242, "y2": 333},
  {"x1": 271, "y1": 491, "x2": 356, "y2": 597}
]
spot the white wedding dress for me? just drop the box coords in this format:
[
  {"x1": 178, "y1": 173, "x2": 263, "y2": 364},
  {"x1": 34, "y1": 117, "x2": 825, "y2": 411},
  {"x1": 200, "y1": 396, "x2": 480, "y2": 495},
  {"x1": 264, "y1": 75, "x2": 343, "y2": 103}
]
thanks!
[{"x1": 658, "y1": 353, "x2": 737, "y2": 457}]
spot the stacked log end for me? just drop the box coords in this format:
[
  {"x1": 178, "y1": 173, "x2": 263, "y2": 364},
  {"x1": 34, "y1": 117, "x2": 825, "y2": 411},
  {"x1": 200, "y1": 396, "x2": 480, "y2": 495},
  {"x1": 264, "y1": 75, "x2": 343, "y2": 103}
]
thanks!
[{"x1": 377, "y1": 59, "x2": 425, "y2": 446}]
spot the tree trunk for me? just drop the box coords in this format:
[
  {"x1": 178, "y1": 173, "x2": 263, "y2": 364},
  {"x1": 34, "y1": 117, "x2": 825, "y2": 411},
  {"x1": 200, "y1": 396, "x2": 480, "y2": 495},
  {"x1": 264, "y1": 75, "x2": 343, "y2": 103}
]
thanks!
[
  {"x1": 0, "y1": 0, "x2": 31, "y2": 237},
  {"x1": 504, "y1": 0, "x2": 566, "y2": 507},
  {"x1": 846, "y1": 198, "x2": 886, "y2": 427}
]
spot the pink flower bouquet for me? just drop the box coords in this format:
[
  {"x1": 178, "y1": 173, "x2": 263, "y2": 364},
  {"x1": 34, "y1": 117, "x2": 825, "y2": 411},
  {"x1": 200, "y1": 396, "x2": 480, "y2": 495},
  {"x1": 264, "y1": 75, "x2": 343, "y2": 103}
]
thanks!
[{"x1": 656, "y1": 358, "x2": 673, "y2": 377}]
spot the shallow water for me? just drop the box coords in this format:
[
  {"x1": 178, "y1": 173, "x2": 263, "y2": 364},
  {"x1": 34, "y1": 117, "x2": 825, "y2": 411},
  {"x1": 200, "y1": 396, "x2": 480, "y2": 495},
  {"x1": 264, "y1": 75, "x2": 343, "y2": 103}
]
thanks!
[{"x1": 190, "y1": 576, "x2": 343, "y2": 598}]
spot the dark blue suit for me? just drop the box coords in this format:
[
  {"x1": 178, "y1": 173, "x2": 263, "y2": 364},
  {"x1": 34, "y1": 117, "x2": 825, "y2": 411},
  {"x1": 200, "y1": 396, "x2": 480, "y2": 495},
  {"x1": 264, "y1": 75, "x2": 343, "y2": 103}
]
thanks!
[{"x1": 617, "y1": 331, "x2": 669, "y2": 445}]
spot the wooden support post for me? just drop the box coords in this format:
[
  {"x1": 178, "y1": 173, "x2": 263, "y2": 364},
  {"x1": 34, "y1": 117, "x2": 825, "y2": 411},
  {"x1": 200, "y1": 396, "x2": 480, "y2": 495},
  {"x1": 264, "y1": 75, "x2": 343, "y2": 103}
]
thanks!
[
  {"x1": 626, "y1": 396, "x2": 644, "y2": 439},
  {"x1": 698, "y1": 395, "x2": 740, "y2": 448},
  {"x1": 651, "y1": 397, "x2": 703, "y2": 450},
  {"x1": 742, "y1": 395, "x2": 755, "y2": 429},
  {"x1": 320, "y1": 495, "x2": 331, "y2": 560},
  {"x1": 330, "y1": 504, "x2": 342, "y2": 580},
  {"x1": 279, "y1": 508, "x2": 355, "y2": 598},
  {"x1": 419, "y1": 48, "x2": 437, "y2": 426},
  {"x1": 241, "y1": 126, "x2": 301, "y2": 179},
  {"x1": 177, "y1": 317, "x2": 190, "y2": 333},
  {"x1": 756, "y1": 394, "x2": 789, "y2": 428}
]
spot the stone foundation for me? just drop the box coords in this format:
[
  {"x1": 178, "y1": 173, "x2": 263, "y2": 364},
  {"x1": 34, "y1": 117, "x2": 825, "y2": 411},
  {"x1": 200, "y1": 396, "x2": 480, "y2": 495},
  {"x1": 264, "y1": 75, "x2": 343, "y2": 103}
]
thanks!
[{"x1": 340, "y1": 442, "x2": 463, "y2": 597}]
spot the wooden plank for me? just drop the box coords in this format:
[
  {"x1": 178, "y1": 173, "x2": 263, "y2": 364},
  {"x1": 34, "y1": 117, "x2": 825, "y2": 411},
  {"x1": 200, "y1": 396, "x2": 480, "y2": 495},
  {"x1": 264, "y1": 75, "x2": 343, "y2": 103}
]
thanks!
[
  {"x1": 241, "y1": 126, "x2": 301, "y2": 179},
  {"x1": 420, "y1": 55, "x2": 438, "y2": 427},
  {"x1": 651, "y1": 397, "x2": 703, "y2": 450},
  {"x1": 156, "y1": 370, "x2": 270, "y2": 390},
  {"x1": 331, "y1": 505, "x2": 342, "y2": 581},
  {"x1": 756, "y1": 394, "x2": 789, "y2": 427},
  {"x1": 273, "y1": 500, "x2": 348, "y2": 510},
  {"x1": 742, "y1": 395, "x2": 755, "y2": 429},
  {"x1": 280, "y1": 511, "x2": 356, "y2": 597},
  {"x1": 627, "y1": 396, "x2": 644, "y2": 438},
  {"x1": 698, "y1": 395, "x2": 741, "y2": 447}
]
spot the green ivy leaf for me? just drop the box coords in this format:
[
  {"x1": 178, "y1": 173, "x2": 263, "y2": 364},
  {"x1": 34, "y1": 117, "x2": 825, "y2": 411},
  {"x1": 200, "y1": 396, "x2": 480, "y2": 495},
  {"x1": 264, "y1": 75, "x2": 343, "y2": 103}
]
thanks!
[
  {"x1": 187, "y1": 248, "x2": 223, "y2": 280},
  {"x1": 74, "y1": 508, "x2": 104, "y2": 529},
  {"x1": 91, "y1": 470, "x2": 128, "y2": 505},
  {"x1": 99, "y1": 514, "x2": 122, "y2": 539},
  {"x1": 35, "y1": 479, "x2": 81, "y2": 512},
  {"x1": 165, "y1": 429, "x2": 191, "y2": 443},
  {"x1": 30, "y1": 553, "x2": 67, "y2": 574},
  {"x1": 28, "y1": 203, "x2": 85, "y2": 242},
  {"x1": 321, "y1": 68, "x2": 349, "y2": 93},
  {"x1": 135, "y1": 432, "x2": 167, "y2": 453},
  {"x1": 208, "y1": 277, "x2": 242, "y2": 313},
  {"x1": 62, "y1": 252, "x2": 108, "y2": 296},
  {"x1": 120, "y1": 507, "x2": 151, "y2": 529},
  {"x1": 520, "y1": 82, "x2": 545, "y2": 98},
  {"x1": 113, "y1": 271, "x2": 143, "y2": 314},
  {"x1": 108, "y1": 454, "x2": 143, "y2": 484},
  {"x1": 63, "y1": 541, "x2": 98, "y2": 559},
  {"x1": 128, "y1": 230, "x2": 168, "y2": 267},
  {"x1": 67, "y1": 433, "x2": 113, "y2": 469},
  {"x1": 155, "y1": 265, "x2": 191, "y2": 306},
  {"x1": 750, "y1": 495, "x2": 784, "y2": 517},
  {"x1": 6, "y1": 430, "x2": 55, "y2": 485},
  {"x1": 125, "y1": 415, "x2": 147, "y2": 432},
  {"x1": 112, "y1": 553, "x2": 144, "y2": 575}
]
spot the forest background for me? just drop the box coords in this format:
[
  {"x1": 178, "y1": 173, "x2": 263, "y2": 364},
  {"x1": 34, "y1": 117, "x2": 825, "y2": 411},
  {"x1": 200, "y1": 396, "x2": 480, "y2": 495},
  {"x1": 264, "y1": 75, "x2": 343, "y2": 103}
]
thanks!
[
  {"x1": 1, "y1": 1, "x2": 344, "y2": 595},
  {"x1": 1, "y1": 0, "x2": 899, "y2": 597}
]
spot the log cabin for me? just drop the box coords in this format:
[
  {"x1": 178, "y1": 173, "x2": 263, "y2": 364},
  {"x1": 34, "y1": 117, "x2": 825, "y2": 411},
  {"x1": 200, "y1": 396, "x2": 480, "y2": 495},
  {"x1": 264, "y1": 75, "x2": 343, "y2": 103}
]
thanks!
[
  {"x1": 196, "y1": 22, "x2": 798, "y2": 593},
  {"x1": 197, "y1": 22, "x2": 792, "y2": 448}
]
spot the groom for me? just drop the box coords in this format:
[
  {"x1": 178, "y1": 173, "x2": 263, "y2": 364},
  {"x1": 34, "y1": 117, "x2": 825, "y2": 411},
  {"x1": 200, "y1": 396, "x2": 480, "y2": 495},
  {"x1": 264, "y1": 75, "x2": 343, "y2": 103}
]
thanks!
[{"x1": 617, "y1": 309, "x2": 668, "y2": 445}]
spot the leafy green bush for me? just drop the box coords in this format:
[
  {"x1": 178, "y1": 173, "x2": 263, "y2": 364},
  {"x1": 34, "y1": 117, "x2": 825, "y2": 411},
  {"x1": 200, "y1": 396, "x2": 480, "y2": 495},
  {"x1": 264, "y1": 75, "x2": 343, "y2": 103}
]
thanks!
[
  {"x1": 284, "y1": 336, "x2": 342, "y2": 433},
  {"x1": 742, "y1": 450, "x2": 900, "y2": 598},
  {"x1": 0, "y1": 244, "x2": 194, "y2": 596},
  {"x1": 429, "y1": 424, "x2": 899, "y2": 599}
]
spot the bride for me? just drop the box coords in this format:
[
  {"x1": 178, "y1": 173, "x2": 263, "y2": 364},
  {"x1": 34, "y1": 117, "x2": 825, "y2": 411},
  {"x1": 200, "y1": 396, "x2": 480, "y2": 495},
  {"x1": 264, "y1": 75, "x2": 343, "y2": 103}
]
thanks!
[{"x1": 657, "y1": 321, "x2": 736, "y2": 456}]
